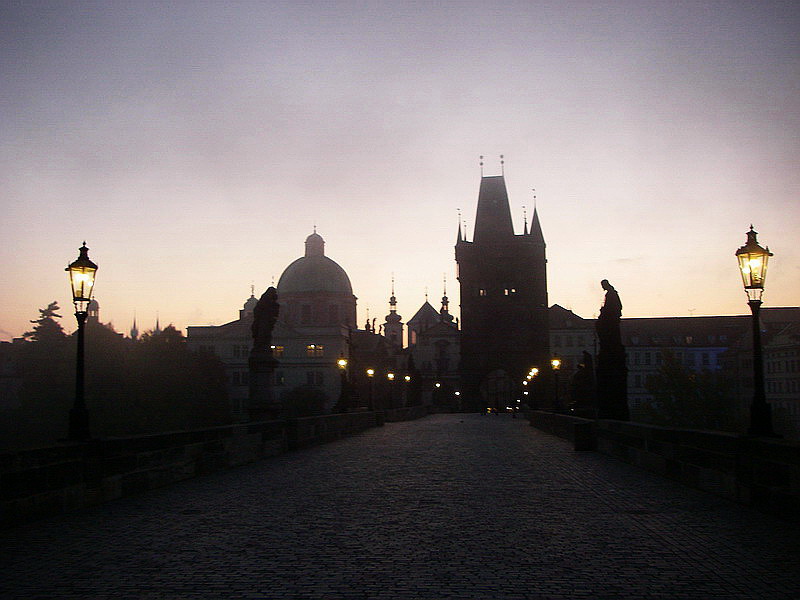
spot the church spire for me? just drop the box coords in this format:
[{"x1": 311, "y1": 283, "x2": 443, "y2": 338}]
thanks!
[{"x1": 441, "y1": 274, "x2": 454, "y2": 323}]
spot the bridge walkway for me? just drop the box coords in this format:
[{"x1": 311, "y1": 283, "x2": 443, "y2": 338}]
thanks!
[{"x1": 2, "y1": 414, "x2": 799, "y2": 599}]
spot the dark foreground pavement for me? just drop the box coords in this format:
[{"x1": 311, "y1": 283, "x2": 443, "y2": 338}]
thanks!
[{"x1": 2, "y1": 414, "x2": 799, "y2": 599}]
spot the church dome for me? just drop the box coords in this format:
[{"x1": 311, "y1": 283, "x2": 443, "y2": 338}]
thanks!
[{"x1": 277, "y1": 232, "x2": 353, "y2": 295}]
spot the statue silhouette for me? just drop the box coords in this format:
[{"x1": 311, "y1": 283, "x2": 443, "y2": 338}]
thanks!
[
  {"x1": 595, "y1": 279, "x2": 629, "y2": 420},
  {"x1": 252, "y1": 287, "x2": 279, "y2": 351}
]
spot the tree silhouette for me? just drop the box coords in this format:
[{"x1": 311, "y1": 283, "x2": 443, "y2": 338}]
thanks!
[
  {"x1": 24, "y1": 301, "x2": 66, "y2": 343},
  {"x1": 643, "y1": 351, "x2": 734, "y2": 431}
]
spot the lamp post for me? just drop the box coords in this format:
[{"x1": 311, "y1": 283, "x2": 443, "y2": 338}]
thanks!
[
  {"x1": 66, "y1": 242, "x2": 97, "y2": 441},
  {"x1": 551, "y1": 358, "x2": 562, "y2": 412},
  {"x1": 337, "y1": 356, "x2": 349, "y2": 412},
  {"x1": 735, "y1": 225, "x2": 775, "y2": 436},
  {"x1": 387, "y1": 372, "x2": 395, "y2": 408},
  {"x1": 366, "y1": 368, "x2": 375, "y2": 411},
  {"x1": 404, "y1": 375, "x2": 411, "y2": 407},
  {"x1": 525, "y1": 367, "x2": 539, "y2": 409}
]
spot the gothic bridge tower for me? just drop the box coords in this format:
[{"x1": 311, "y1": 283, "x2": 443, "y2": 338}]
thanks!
[{"x1": 455, "y1": 174, "x2": 549, "y2": 410}]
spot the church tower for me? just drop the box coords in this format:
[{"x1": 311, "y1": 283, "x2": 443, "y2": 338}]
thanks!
[
  {"x1": 455, "y1": 174, "x2": 549, "y2": 409},
  {"x1": 383, "y1": 278, "x2": 403, "y2": 348}
]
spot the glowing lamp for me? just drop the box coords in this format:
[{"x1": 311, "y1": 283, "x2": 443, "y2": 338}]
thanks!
[
  {"x1": 366, "y1": 368, "x2": 375, "y2": 377},
  {"x1": 404, "y1": 375, "x2": 411, "y2": 382},
  {"x1": 337, "y1": 357, "x2": 348, "y2": 369},
  {"x1": 387, "y1": 372, "x2": 395, "y2": 381},
  {"x1": 66, "y1": 242, "x2": 98, "y2": 313},
  {"x1": 551, "y1": 358, "x2": 561, "y2": 371},
  {"x1": 735, "y1": 225, "x2": 772, "y2": 302}
]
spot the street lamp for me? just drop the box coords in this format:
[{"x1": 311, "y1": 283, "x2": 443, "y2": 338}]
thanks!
[
  {"x1": 66, "y1": 242, "x2": 97, "y2": 441},
  {"x1": 527, "y1": 367, "x2": 539, "y2": 409},
  {"x1": 336, "y1": 356, "x2": 349, "y2": 412},
  {"x1": 551, "y1": 358, "x2": 562, "y2": 412},
  {"x1": 736, "y1": 225, "x2": 775, "y2": 436},
  {"x1": 366, "y1": 368, "x2": 375, "y2": 410},
  {"x1": 387, "y1": 372, "x2": 395, "y2": 407}
]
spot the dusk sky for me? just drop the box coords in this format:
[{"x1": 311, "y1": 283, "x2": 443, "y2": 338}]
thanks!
[{"x1": 2, "y1": 1, "x2": 798, "y2": 341}]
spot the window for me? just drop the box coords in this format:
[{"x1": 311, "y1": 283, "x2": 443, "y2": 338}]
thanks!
[
  {"x1": 503, "y1": 288, "x2": 517, "y2": 295},
  {"x1": 479, "y1": 289, "x2": 487, "y2": 297},
  {"x1": 306, "y1": 344, "x2": 324, "y2": 357}
]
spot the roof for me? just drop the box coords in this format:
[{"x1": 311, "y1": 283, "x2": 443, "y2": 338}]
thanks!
[
  {"x1": 407, "y1": 301, "x2": 440, "y2": 328},
  {"x1": 473, "y1": 175, "x2": 514, "y2": 243},
  {"x1": 277, "y1": 232, "x2": 353, "y2": 295}
]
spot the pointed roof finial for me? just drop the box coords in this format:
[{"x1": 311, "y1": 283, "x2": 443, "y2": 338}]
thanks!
[
  {"x1": 500, "y1": 154, "x2": 504, "y2": 176},
  {"x1": 425, "y1": 286, "x2": 429, "y2": 301},
  {"x1": 479, "y1": 155, "x2": 484, "y2": 177},
  {"x1": 522, "y1": 205, "x2": 528, "y2": 235},
  {"x1": 443, "y1": 273, "x2": 447, "y2": 296}
]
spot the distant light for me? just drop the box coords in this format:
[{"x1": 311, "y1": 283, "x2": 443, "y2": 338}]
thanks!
[
  {"x1": 366, "y1": 368, "x2": 375, "y2": 377},
  {"x1": 435, "y1": 382, "x2": 441, "y2": 388}
]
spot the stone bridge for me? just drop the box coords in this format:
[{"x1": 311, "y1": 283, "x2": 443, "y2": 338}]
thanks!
[{"x1": 2, "y1": 414, "x2": 799, "y2": 599}]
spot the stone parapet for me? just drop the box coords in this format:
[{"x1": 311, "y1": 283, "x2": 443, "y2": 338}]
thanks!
[
  {"x1": 1, "y1": 407, "x2": 429, "y2": 528},
  {"x1": 529, "y1": 411, "x2": 800, "y2": 522}
]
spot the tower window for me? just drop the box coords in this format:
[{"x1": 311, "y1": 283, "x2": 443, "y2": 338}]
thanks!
[
  {"x1": 479, "y1": 288, "x2": 487, "y2": 297},
  {"x1": 504, "y1": 288, "x2": 517, "y2": 296}
]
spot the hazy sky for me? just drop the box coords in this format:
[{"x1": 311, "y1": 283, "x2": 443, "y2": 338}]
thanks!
[{"x1": 2, "y1": 1, "x2": 798, "y2": 341}]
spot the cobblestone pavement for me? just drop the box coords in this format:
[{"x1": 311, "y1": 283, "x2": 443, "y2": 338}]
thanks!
[{"x1": 3, "y1": 414, "x2": 800, "y2": 599}]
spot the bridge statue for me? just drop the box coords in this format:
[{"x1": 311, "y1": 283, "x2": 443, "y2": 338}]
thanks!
[
  {"x1": 252, "y1": 287, "x2": 279, "y2": 351},
  {"x1": 249, "y1": 287, "x2": 281, "y2": 420},
  {"x1": 595, "y1": 280, "x2": 629, "y2": 420}
]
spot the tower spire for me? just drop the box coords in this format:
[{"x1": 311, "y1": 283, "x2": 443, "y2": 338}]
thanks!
[{"x1": 523, "y1": 205, "x2": 528, "y2": 235}]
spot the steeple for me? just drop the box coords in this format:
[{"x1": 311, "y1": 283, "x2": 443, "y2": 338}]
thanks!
[
  {"x1": 384, "y1": 276, "x2": 403, "y2": 347},
  {"x1": 441, "y1": 275, "x2": 454, "y2": 323},
  {"x1": 130, "y1": 315, "x2": 139, "y2": 340},
  {"x1": 473, "y1": 175, "x2": 514, "y2": 243},
  {"x1": 529, "y1": 206, "x2": 544, "y2": 243}
]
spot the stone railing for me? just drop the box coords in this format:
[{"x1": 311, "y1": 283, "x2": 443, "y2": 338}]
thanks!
[
  {"x1": 1, "y1": 408, "x2": 426, "y2": 528},
  {"x1": 529, "y1": 411, "x2": 800, "y2": 522}
]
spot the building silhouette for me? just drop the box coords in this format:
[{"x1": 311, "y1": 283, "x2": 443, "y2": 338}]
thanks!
[{"x1": 456, "y1": 174, "x2": 549, "y2": 410}]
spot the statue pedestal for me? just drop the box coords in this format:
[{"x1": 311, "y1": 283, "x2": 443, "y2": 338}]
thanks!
[
  {"x1": 596, "y1": 346, "x2": 629, "y2": 420},
  {"x1": 248, "y1": 350, "x2": 280, "y2": 421}
]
